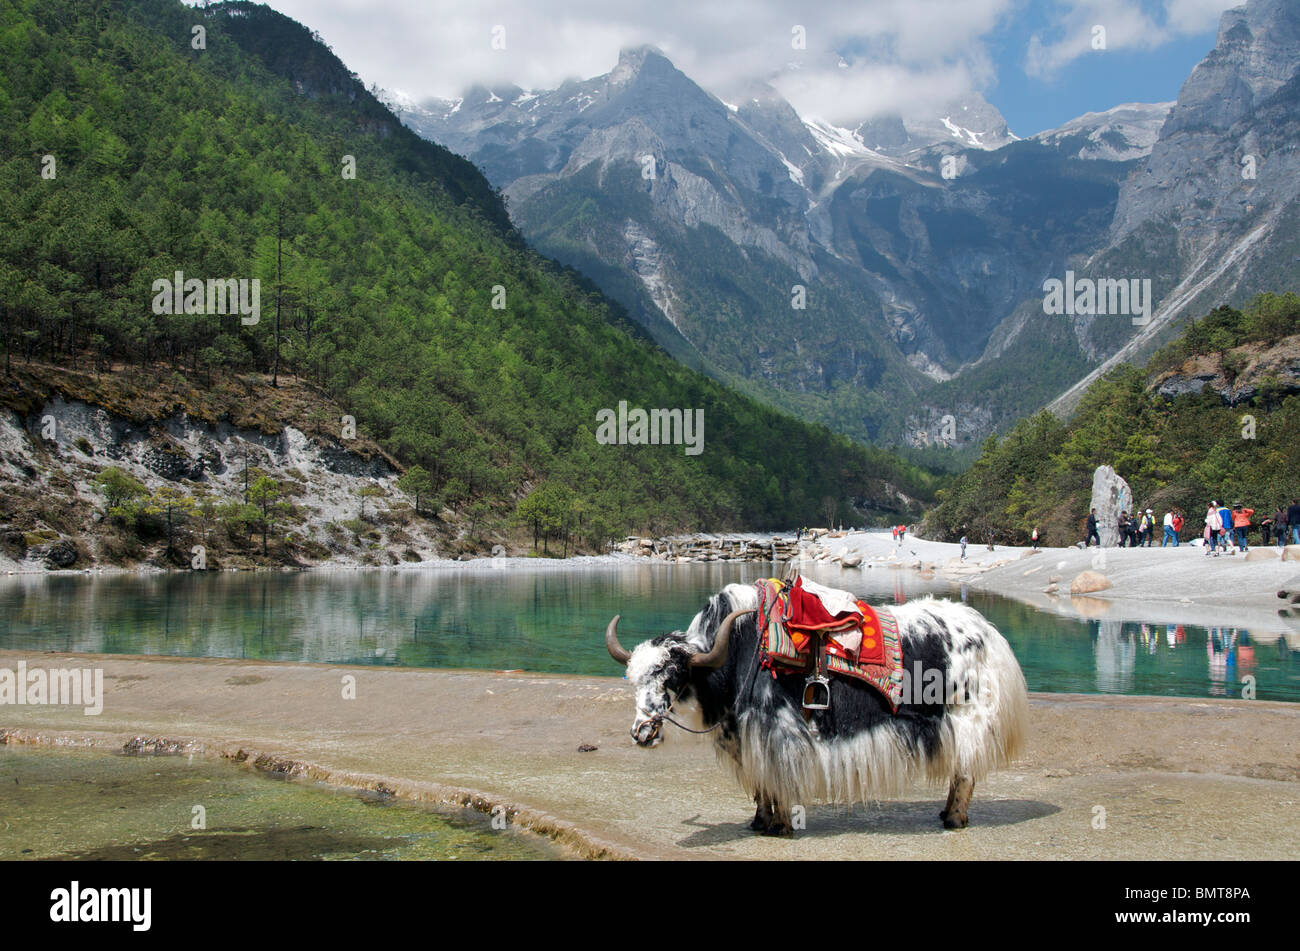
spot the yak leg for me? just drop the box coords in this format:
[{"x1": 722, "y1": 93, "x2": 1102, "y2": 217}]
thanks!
[
  {"x1": 763, "y1": 802, "x2": 795, "y2": 837},
  {"x1": 750, "y1": 796, "x2": 775, "y2": 832},
  {"x1": 940, "y1": 774, "x2": 974, "y2": 829}
]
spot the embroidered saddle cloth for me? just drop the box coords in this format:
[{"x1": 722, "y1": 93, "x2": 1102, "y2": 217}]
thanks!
[{"x1": 754, "y1": 575, "x2": 904, "y2": 711}]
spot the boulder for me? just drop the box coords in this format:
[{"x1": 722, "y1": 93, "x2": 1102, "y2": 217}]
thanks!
[
  {"x1": 1243, "y1": 547, "x2": 1277, "y2": 562},
  {"x1": 1070, "y1": 570, "x2": 1112, "y2": 595},
  {"x1": 1089, "y1": 465, "x2": 1133, "y2": 548},
  {"x1": 1154, "y1": 373, "x2": 1216, "y2": 401},
  {"x1": 42, "y1": 539, "x2": 77, "y2": 569},
  {"x1": 1277, "y1": 574, "x2": 1300, "y2": 602}
]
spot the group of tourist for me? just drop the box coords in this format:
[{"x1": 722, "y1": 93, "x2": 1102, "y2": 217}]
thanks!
[
  {"x1": 1082, "y1": 507, "x2": 1174, "y2": 547},
  {"x1": 1200, "y1": 501, "x2": 1254, "y2": 554},
  {"x1": 1202, "y1": 498, "x2": 1300, "y2": 554},
  {"x1": 1079, "y1": 498, "x2": 1300, "y2": 552}
]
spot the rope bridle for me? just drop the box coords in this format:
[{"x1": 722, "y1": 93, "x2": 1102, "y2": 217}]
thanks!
[{"x1": 644, "y1": 627, "x2": 764, "y2": 737}]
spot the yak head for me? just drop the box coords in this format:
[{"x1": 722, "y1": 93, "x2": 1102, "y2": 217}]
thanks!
[{"x1": 605, "y1": 605, "x2": 752, "y2": 747}]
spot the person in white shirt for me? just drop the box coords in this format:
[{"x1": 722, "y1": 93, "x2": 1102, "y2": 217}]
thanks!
[{"x1": 1205, "y1": 502, "x2": 1222, "y2": 556}]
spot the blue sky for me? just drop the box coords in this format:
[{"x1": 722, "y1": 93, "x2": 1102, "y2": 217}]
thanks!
[{"x1": 984, "y1": 8, "x2": 1221, "y2": 134}]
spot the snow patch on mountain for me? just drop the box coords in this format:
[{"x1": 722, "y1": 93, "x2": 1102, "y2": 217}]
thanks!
[
  {"x1": 804, "y1": 117, "x2": 871, "y2": 157},
  {"x1": 940, "y1": 115, "x2": 989, "y2": 148}
]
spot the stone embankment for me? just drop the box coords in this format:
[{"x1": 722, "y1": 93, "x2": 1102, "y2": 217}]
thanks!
[{"x1": 614, "y1": 529, "x2": 846, "y2": 564}]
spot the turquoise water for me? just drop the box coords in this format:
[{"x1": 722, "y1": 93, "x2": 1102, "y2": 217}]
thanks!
[
  {"x1": 0, "y1": 745, "x2": 563, "y2": 860},
  {"x1": 0, "y1": 564, "x2": 1297, "y2": 701}
]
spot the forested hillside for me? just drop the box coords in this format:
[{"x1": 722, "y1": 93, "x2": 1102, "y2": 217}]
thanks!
[
  {"x1": 0, "y1": 0, "x2": 938, "y2": 563},
  {"x1": 923, "y1": 293, "x2": 1300, "y2": 546}
]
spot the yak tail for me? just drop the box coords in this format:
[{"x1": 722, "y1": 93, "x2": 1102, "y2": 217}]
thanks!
[{"x1": 943, "y1": 619, "x2": 1029, "y2": 784}]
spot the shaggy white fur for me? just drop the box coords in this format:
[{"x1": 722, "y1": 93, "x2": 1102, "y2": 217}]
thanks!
[{"x1": 657, "y1": 589, "x2": 1029, "y2": 808}]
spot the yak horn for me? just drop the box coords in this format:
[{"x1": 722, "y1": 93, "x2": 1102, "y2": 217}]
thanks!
[
  {"x1": 690, "y1": 609, "x2": 754, "y2": 668},
  {"x1": 605, "y1": 615, "x2": 631, "y2": 665}
]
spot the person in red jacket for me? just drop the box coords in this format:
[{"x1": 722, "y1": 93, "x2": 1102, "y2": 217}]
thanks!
[{"x1": 1230, "y1": 503, "x2": 1254, "y2": 551}]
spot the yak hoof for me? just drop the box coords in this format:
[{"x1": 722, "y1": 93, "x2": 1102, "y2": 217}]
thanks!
[
  {"x1": 942, "y1": 813, "x2": 969, "y2": 830},
  {"x1": 750, "y1": 814, "x2": 768, "y2": 832},
  {"x1": 762, "y1": 823, "x2": 794, "y2": 838}
]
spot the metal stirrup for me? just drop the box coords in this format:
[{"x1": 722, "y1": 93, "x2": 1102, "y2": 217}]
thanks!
[{"x1": 802, "y1": 635, "x2": 831, "y2": 711}]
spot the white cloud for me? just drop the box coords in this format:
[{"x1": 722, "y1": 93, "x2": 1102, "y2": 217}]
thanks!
[
  {"x1": 1164, "y1": 0, "x2": 1239, "y2": 33},
  {"x1": 774, "y1": 61, "x2": 988, "y2": 124},
  {"x1": 1024, "y1": 0, "x2": 1236, "y2": 79},
  {"x1": 246, "y1": 0, "x2": 1011, "y2": 122},
  {"x1": 230, "y1": 0, "x2": 1229, "y2": 120}
]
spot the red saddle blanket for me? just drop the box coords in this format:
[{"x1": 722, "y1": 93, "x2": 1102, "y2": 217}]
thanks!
[{"x1": 754, "y1": 576, "x2": 904, "y2": 711}]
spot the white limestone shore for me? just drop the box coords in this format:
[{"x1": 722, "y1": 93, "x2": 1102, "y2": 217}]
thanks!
[{"x1": 806, "y1": 529, "x2": 1300, "y2": 635}]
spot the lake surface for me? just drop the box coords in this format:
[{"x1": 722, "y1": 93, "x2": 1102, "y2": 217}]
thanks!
[
  {"x1": 0, "y1": 745, "x2": 563, "y2": 860},
  {"x1": 1, "y1": 562, "x2": 1297, "y2": 702}
]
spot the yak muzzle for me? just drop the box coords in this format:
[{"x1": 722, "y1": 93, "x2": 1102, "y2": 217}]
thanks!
[{"x1": 632, "y1": 716, "x2": 663, "y2": 747}]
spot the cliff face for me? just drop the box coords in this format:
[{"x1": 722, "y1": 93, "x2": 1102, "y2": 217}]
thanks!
[
  {"x1": 0, "y1": 365, "x2": 456, "y2": 572},
  {"x1": 1112, "y1": 0, "x2": 1300, "y2": 246},
  {"x1": 1048, "y1": 0, "x2": 1300, "y2": 416},
  {"x1": 1151, "y1": 335, "x2": 1300, "y2": 407}
]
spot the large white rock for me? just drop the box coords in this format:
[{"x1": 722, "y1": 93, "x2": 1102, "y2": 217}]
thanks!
[{"x1": 1090, "y1": 465, "x2": 1133, "y2": 548}]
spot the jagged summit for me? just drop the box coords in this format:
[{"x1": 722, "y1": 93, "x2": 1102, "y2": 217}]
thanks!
[
  {"x1": 1164, "y1": 0, "x2": 1300, "y2": 135},
  {"x1": 609, "y1": 44, "x2": 675, "y2": 83}
]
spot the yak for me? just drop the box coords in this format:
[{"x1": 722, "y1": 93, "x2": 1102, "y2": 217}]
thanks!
[{"x1": 605, "y1": 583, "x2": 1028, "y2": 835}]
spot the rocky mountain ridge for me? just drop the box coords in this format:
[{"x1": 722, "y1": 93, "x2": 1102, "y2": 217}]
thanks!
[
  {"x1": 402, "y1": 0, "x2": 1300, "y2": 448},
  {"x1": 401, "y1": 47, "x2": 1136, "y2": 444}
]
